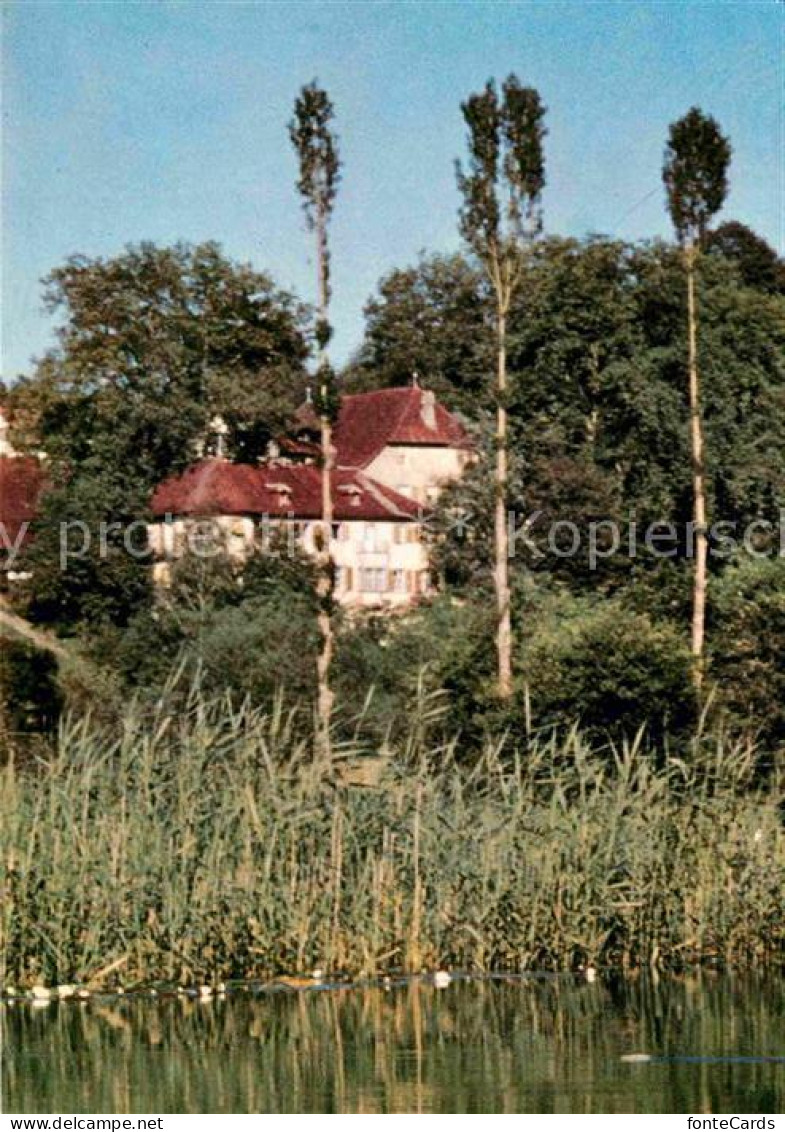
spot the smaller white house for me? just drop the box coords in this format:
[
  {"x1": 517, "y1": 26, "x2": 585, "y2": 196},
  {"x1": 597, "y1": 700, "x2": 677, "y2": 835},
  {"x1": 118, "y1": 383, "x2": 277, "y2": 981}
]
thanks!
[{"x1": 149, "y1": 384, "x2": 472, "y2": 607}]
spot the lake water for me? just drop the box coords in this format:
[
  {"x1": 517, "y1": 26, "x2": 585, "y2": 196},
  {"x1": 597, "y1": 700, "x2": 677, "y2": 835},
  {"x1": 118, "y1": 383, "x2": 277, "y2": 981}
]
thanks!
[{"x1": 4, "y1": 974, "x2": 784, "y2": 1113}]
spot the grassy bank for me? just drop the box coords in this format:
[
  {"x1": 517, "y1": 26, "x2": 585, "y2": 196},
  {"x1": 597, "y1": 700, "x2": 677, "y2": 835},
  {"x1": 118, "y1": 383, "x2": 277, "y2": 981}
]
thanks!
[{"x1": 2, "y1": 686, "x2": 784, "y2": 987}]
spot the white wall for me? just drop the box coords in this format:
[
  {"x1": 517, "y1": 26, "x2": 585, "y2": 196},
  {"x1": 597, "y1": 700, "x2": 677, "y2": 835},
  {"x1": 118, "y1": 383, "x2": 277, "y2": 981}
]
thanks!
[
  {"x1": 364, "y1": 444, "x2": 471, "y2": 505},
  {"x1": 147, "y1": 515, "x2": 430, "y2": 607}
]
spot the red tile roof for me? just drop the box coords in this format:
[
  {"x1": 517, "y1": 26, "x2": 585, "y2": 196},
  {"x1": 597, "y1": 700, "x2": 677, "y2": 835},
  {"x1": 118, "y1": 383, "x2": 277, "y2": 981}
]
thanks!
[
  {"x1": 0, "y1": 456, "x2": 46, "y2": 556},
  {"x1": 151, "y1": 460, "x2": 422, "y2": 522},
  {"x1": 279, "y1": 436, "x2": 320, "y2": 458},
  {"x1": 332, "y1": 387, "x2": 470, "y2": 469}
]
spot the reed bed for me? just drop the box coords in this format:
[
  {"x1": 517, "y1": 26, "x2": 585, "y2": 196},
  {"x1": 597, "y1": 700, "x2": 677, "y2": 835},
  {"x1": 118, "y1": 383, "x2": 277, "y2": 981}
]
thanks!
[{"x1": 2, "y1": 684, "x2": 784, "y2": 987}]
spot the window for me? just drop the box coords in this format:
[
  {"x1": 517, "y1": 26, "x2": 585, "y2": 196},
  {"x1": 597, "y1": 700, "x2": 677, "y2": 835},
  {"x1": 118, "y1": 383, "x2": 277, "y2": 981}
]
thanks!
[
  {"x1": 360, "y1": 567, "x2": 387, "y2": 593},
  {"x1": 390, "y1": 569, "x2": 407, "y2": 594},
  {"x1": 336, "y1": 566, "x2": 354, "y2": 592},
  {"x1": 394, "y1": 524, "x2": 414, "y2": 545}
]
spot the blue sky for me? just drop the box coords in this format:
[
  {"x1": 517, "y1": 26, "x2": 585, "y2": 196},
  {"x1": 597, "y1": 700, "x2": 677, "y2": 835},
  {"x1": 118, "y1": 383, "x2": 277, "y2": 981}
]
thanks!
[{"x1": 2, "y1": 1, "x2": 782, "y2": 378}]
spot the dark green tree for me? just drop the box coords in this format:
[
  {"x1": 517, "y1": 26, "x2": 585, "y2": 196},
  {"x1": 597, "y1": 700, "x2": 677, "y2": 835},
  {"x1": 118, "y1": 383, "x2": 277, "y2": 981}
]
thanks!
[
  {"x1": 426, "y1": 236, "x2": 784, "y2": 606},
  {"x1": 663, "y1": 107, "x2": 732, "y2": 688},
  {"x1": 14, "y1": 242, "x2": 308, "y2": 634},
  {"x1": 345, "y1": 254, "x2": 493, "y2": 414},
  {"x1": 456, "y1": 75, "x2": 547, "y2": 698},
  {"x1": 706, "y1": 221, "x2": 785, "y2": 294}
]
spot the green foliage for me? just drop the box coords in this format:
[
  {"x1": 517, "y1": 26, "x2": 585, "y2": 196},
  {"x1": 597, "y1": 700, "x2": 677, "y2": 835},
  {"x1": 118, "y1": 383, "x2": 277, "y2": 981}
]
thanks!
[
  {"x1": 100, "y1": 550, "x2": 321, "y2": 708},
  {"x1": 710, "y1": 558, "x2": 785, "y2": 749},
  {"x1": 517, "y1": 593, "x2": 695, "y2": 741},
  {"x1": 334, "y1": 597, "x2": 495, "y2": 739},
  {"x1": 26, "y1": 241, "x2": 308, "y2": 469},
  {"x1": 426, "y1": 237, "x2": 785, "y2": 595},
  {"x1": 663, "y1": 107, "x2": 731, "y2": 245},
  {"x1": 289, "y1": 81, "x2": 341, "y2": 311},
  {"x1": 24, "y1": 475, "x2": 153, "y2": 633},
  {"x1": 456, "y1": 75, "x2": 547, "y2": 265},
  {"x1": 456, "y1": 81, "x2": 501, "y2": 254},
  {"x1": 312, "y1": 360, "x2": 341, "y2": 424},
  {"x1": 500, "y1": 75, "x2": 547, "y2": 236},
  {"x1": 344, "y1": 254, "x2": 493, "y2": 414},
  {"x1": 707, "y1": 221, "x2": 785, "y2": 294},
  {"x1": 289, "y1": 82, "x2": 341, "y2": 231},
  {"x1": 11, "y1": 242, "x2": 309, "y2": 633},
  {"x1": 0, "y1": 639, "x2": 62, "y2": 743}
]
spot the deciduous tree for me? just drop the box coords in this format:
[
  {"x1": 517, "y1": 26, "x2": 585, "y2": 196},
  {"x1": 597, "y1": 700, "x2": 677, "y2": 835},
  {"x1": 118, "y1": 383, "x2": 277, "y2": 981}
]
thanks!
[
  {"x1": 289, "y1": 81, "x2": 342, "y2": 753},
  {"x1": 455, "y1": 75, "x2": 547, "y2": 698},
  {"x1": 13, "y1": 242, "x2": 308, "y2": 633},
  {"x1": 663, "y1": 107, "x2": 731, "y2": 687}
]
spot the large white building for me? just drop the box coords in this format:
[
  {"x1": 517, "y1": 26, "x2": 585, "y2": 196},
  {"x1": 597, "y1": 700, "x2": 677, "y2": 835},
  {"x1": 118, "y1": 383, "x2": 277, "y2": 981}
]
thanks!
[{"x1": 149, "y1": 385, "x2": 472, "y2": 607}]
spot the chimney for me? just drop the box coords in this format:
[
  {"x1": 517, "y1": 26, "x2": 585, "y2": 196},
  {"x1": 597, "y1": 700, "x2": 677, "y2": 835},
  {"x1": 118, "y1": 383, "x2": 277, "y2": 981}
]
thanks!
[{"x1": 420, "y1": 389, "x2": 436, "y2": 431}]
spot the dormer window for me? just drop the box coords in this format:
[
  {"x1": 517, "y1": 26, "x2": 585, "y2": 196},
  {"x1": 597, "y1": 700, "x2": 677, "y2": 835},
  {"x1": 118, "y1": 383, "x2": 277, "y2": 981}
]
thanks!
[
  {"x1": 338, "y1": 483, "x2": 363, "y2": 508},
  {"x1": 268, "y1": 481, "x2": 293, "y2": 506}
]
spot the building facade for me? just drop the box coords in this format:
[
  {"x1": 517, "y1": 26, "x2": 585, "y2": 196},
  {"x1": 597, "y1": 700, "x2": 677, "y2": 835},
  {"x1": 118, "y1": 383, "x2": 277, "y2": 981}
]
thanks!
[{"x1": 149, "y1": 385, "x2": 472, "y2": 607}]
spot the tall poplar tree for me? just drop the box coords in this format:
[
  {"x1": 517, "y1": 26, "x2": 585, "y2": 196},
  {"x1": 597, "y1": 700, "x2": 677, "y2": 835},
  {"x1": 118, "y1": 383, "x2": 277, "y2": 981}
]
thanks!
[
  {"x1": 663, "y1": 107, "x2": 731, "y2": 687},
  {"x1": 289, "y1": 82, "x2": 341, "y2": 750},
  {"x1": 456, "y1": 75, "x2": 546, "y2": 698}
]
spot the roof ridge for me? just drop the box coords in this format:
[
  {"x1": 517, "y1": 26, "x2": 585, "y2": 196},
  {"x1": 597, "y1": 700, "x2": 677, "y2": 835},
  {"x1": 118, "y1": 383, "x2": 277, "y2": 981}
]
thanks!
[
  {"x1": 390, "y1": 385, "x2": 418, "y2": 441},
  {"x1": 342, "y1": 386, "x2": 415, "y2": 399}
]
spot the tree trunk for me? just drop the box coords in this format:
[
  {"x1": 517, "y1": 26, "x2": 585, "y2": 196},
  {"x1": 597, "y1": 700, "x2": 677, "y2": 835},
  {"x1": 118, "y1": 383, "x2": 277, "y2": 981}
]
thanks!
[
  {"x1": 316, "y1": 413, "x2": 335, "y2": 750},
  {"x1": 316, "y1": 211, "x2": 334, "y2": 754},
  {"x1": 686, "y1": 243, "x2": 707, "y2": 690},
  {"x1": 495, "y1": 308, "x2": 512, "y2": 698}
]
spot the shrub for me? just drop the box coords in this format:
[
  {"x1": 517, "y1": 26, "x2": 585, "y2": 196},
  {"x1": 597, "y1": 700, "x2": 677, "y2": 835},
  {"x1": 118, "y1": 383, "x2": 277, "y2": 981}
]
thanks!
[
  {"x1": 710, "y1": 557, "x2": 785, "y2": 751},
  {"x1": 0, "y1": 639, "x2": 62, "y2": 749},
  {"x1": 518, "y1": 593, "x2": 695, "y2": 742}
]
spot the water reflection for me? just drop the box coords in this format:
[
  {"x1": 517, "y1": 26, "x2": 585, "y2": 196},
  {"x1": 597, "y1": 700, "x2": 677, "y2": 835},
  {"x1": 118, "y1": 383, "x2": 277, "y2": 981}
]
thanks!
[{"x1": 4, "y1": 974, "x2": 784, "y2": 1113}]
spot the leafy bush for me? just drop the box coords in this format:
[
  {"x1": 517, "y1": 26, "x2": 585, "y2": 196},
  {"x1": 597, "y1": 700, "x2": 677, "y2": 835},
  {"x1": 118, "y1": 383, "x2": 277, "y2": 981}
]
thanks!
[
  {"x1": 710, "y1": 557, "x2": 785, "y2": 750},
  {"x1": 518, "y1": 593, "x2": 696, "y2": 742},
  {"x1": 0, "y1": 639, "x2": 62, "y2": 747},
  {"x1": 96, "y1": 550, "x2": 320, "y2": 708}
]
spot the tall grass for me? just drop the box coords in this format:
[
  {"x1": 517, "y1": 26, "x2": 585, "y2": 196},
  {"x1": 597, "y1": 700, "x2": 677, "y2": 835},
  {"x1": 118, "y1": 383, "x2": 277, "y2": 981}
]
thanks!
[{"x1": 2, "y1": 681, "x2": 783, "y2": 987}]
